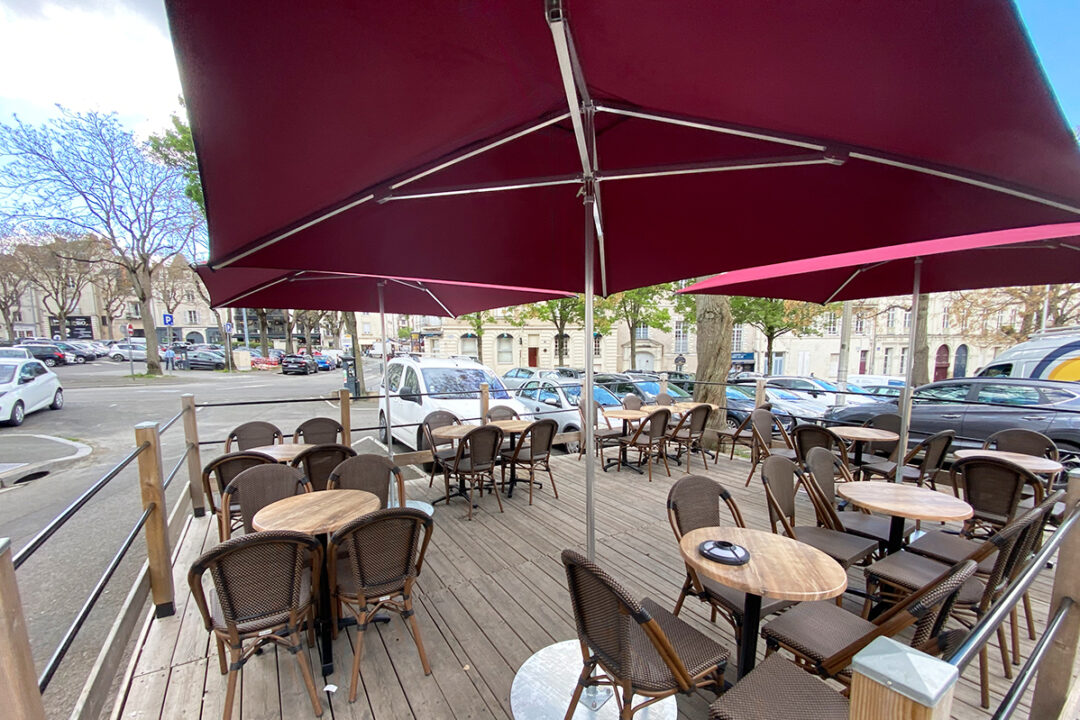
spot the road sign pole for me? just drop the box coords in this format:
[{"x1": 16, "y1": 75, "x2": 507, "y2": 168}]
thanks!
[{"x1": 126, "y1": 324, "x2": 135, "y2": 378}]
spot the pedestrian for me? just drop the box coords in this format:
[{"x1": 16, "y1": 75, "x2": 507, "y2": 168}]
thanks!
[{"x1": 163, "y1": 346, "x2": 176, "y2": 372}]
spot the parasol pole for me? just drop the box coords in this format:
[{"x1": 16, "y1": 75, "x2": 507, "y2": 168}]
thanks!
[
  {"x1": 378, "y1": 281, "x2": 394, "y2": 460},
  {"x1": 895, "y1": 257, "x2": 922, "y2": 478},
  {"x1": 584, "y1": 185, "x2": 596, "y2": 562}
]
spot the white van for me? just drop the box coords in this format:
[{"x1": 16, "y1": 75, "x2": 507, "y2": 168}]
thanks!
[{"x1": 977, "y1": 327, "x2": 1080, "y2": 381}]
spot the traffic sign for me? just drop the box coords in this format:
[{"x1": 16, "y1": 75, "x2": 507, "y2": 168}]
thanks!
[
  {"x1": 163, "y1": 313, "x2": 174, "y2": 326},
  {"x1": 224, "y1": 322, "x2": 234, "y2": 334},
  {"x1": 126, "y1": 323, "x2": 134, "y2": 334}
]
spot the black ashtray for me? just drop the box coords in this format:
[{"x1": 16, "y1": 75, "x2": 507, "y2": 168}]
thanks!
[{"x1": 698, "y1": 540, "x2": 750, "y2": 565}]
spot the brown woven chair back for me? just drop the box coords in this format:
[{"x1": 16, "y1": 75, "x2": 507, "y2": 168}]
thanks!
[
  {"x1": 906, "y1": 559, "x2": 978, "y2": 650},
  {"x1": 655, "y1": 391, "x2": 674, "y2": 406},
  {"x1": 805, "y1": 446, "x2": 843, "y2": 503},
  {"x1": 686, "y1": 403, "x2": 712, "y2": 435},
  {"x1": 485, "y1": 405, "x2": 520, "y2": 421},
  {"x1": 984, "y1": 428, "x2": 1059, "y2": 461},
  {"x1": 457, "y1": 425, "x2": 503, "y2": 471},
  {"x1": 761, "y1": 455, "x2": 801, "y2": 535},
  {"x1": 561, "y1": 549, "x2": 646, "y2": 682},
  {"x1": 643, "y1": 408, "x2": 672, "y2": 442},
  {"x1": 202, "y1": 451, "x2": 276, "y2": 508},
  {"x1": 667, "y1": 475, "x2": 745, "y2": 537},
  {"x1": 190, "y1": 530, "x2": 320, "y2": 634},
  {"x1": 863, "y1": 413, "x2": 902, "y2": 458},
  {"x1": 422, "y1": 410, "x2": 459, "y2": 451},
  {"x1": 1014, "y1": 489, "x2": 1065, "y2": 562},
  {"x1": 952, "y1": 457, "x2": 1039, "y2": 531},
  {"x1": 223, "y1": 465, "x2": 310, "y2": 534},
  {"x1": 226, "y1": 421, "x2": 283, "y2": 451},
  {"x1": 328, "y1": 453, "x2": 404, "y2": 508},
  {"x1": 520, "y1": 418, "x2": 558, "y2": 459},
  {"x1": 290, "y1": 443, "x2": 357, "y2": 491},
  {"x1": 792, "y1": 424, "x2": 845, "y2": 465},
  {"x1": 750, "y1": 408, "x2": 776, "y2": 448},
  {"x1": 622, "y1": 393, "x2": 643, "y2": 411},
  {"x1": 914, "y1": 430, "x2": 954, "y2": 483},
  {"x1": 293, "y1": 417, "x2": 344, "y2": 445},
  {"x1": 331, "y1": 508, "x2": 432, "y2": 597},
  {"x1": 972, "y1": 505, "x2": 1043, "y2": 614}
]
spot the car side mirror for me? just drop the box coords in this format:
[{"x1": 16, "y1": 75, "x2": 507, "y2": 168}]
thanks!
[
  {"x1": 401, "y1": 391, "x2": 421, "y2": 405},
  {"x1": 542, "y1": 396, "x2": 560, "y2": 408},
  {"x1": 19, "y1": 376, "x2": 32, "y2": 384}
]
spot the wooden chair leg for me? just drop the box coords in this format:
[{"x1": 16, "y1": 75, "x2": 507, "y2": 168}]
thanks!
[
  {"x1": 405, "y1": 598, "x2": 432, "y2": 675},
  {"x1": 979, "y1": 645, "x2": 990, "y2": 709},
  {"x1": 673, "y1": 575, "x2": 692, "y2": 616},
  {"x1": 997, "y1": 624, "x2": 1012, "y2": 679},
  {"x1": 661, "y1": 442, "x2": 671, "y2": 477},
  {"x1": 563, "y1": 663, "x2": 592, "y2": 720},
  {"x1": 492, "y1": 472, "x2": 504, "y2": 513},
  {"x1": 528, "y1": 468, "x2": 535, "y2": 505},
  {"x1": 349, "y1": 615, "x2": 367, "y2": 703},
  {"x1": 215, "y1": 635, "x2": 227, "y2": 675},
  {"x1": 744, "y1": 455, "x2": 759, "y2": 487},
  {"x1": 292, "y1": 630, "x2": 324, "y2": 716},
  {"x1": 1023, "y1": 591, "x2": 1036, "y2": 640},
  {"x1": 1010, "y1": 607, "x2": 1021, "y2": 666},
  {"x1": 547, "y1": 464, "x2": 558, "y2": 499},
  {"x1": 223, "y1": 645, "x2": 241, "y2": 720}
]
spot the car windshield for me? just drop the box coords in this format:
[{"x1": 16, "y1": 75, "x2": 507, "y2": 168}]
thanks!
[
  {"x1": 562, "y1": 384, "x2": 621, "y2": 406},
  {"x1": 0, "y1": 365, "x2": 15, "y2": 383},
  {"x1": 634, "y1": 381, "x2": 690, "y2": 399},
  {"x1": 812, "y1": 379, "x2": 840, "y2": 391},
  {"x1": 727, "y1": 385, "x2": 755, "y2": 400},
  {"x1": 845, "y1": 383, "x2": 869, "y2": 394},
  {"x1": 0, "y1": 349, "x2": 25, "y2": 358},
  {"x1": 767, "y1": 388, "x2": 801, "y2": 401},
  {"x1": 422, "y1": 367, "x2": 510, "y2": 399}
]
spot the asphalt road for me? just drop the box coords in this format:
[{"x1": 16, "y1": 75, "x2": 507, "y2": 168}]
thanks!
[{"x1": 0, "y1": 357, "x2": 384, "y2": 719}]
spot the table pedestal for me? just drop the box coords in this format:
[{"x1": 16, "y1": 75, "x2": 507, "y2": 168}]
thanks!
[
  {"x1": 511, "y1": 641, "x2": 676, "y2": 719},
  {"x1": 602, "y1": 420, "x2": 644, "y2": 474},
  {"x1": 737, "y1": 594, "x2": 762, "y2": 679}
]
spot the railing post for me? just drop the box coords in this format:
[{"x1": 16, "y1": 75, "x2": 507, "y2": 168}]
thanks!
[
  {"x1": 338, "y1": 388, "x2": 352, "y2": 443},
  {"x1": 1031, "y1": 470, "x2": 1080, "y2": 718},
  {"x1": 135, "y1": 422, "x2": 175, "y2": 618},
  {"x1": 755, "y1": 378, "x2": 767, "y2": 407},
  {"x1": 659, "y1": 373, "x2": 668, "y2": 394},
  {"x1": 180, "y1": 394, "x2": 205, "y2": 518},
  {"x1": 0, "y1": 538, "x2": 47, "y2": 720},
  {"x1": 848, "y1": 637, "x2": 956, "y2": 720},
  {"x1": 480, "y1": 383, "x2": 490, "y2": 424}
]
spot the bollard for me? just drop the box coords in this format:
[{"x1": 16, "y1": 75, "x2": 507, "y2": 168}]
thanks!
[
  {"x1": 180, "y1": 394, "x2": 206, "y2": 518},
  {"x1": 480, "y1": 383, "x2": 490, "y2": 424},
  {"x1": 338, "y1": 388, "x2": 352, "y2": 443},
  {"x1": 848, "y1": 636, "x2": 956, "y2": 720},
  {"x1": 135, "y1": 422, "x2": 175, "y2": 617},
  {"x1": 0, "y1": 538, "x2": 47, "y2": 720}
]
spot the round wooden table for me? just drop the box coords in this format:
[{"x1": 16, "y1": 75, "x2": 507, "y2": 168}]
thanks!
[
  {"x1": 248, "y1": 442, "x2": 316, "y2": 463},
  {"x1": 679, "y1": 526, "x2": 847, "y2": 679},
  {"x1": 602, "y1": 409, "x2": 648, "y2": 472},
  {"x1": 953, "y1": 448, "x2": 1064, "y2": 475},
  {"x1": 430, "y1": 423, "x2": 478, "y2": 441},
  {"x1": 831, "y1": 426, "x2": 899, "y2": 470},
  {"x1": 838, "y1": 481, "x2": 973, "y2": 554}
]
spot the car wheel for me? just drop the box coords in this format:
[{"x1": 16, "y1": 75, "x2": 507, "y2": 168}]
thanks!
[
  {"x1": 379, "y1": 412, "x2": 388, "y2": 443},
  {"x1": 9, "y1": 401, "x2": 24, "y2": 426},
  {"x1": 75, "y1": 356, "x2": 85, "y2": 364},
  {"x1": 215, "y1": 363, "x2": 225, "y2": 370},
  {"x1": 111, "y1": 354, "x2": 123, "y2": 362},
  {"x1": 1057, "y1": 442, "x2": 1080, "y2": 473},
  {"x1": 50, "y1": 389, "x2": 64, "y2": 410},
  {"x1": 46, "y1": 358, "x2": 58, "y2": 367},
  {"x1": 562, "y1": 426, "x2": 580, "y2": 454},
  {"x1": 726, "y1": 415, "x2": 740, "y2": 430}
]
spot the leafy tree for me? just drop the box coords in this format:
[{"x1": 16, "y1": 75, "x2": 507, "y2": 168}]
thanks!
[
  {"x1": 458, "y1": 311, "x2": 494, "y2": 363},
  {"x1": 729, "y1": 297, "x2": 826, "y2": 376},
  {"x1": 520, "y1": 297, "x2": 584, "y2": 365},
  {"x1": 0, "y1": 237, "x2": 29, "y2": 341},
  {"x1": 147, "y1": 100, "x2": 205, "y2": 214},
  {"x1": 0, "y1": 109, "x2": 201, "y2": 374},
  {"x1": 16, "y1": 235, "x2": 98, "y2": 340},
  {"x1": 601, "y1": 285, "x2": 673, "y2": 368}
]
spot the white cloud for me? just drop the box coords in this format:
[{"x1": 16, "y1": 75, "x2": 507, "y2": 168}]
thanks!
[{"x1": 0, "y1": 1, "x2": 182, "y2": 134}]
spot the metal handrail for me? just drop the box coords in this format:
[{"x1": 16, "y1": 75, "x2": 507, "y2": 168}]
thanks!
[
  {"x1": 992, "y1": 596, "x2": 1074, "y2": 720},
  {"x1": 13, "y1": 442, "x2": 149, "y2": 570},
  {"x1": 162, "y1": 443, "x2": 191, "y2": 491},
  {"x1": 159, "y1": 408, "x2": 186, "y2": 434}
]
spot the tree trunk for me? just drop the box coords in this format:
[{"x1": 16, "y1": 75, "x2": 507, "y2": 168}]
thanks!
[
  {"x1": 912, "y1": 298, "x2": 930, "y2": 386},
  {"x1": 764, "y1": 334, "x2": 775, "y2": 376},
  {"x1": 134, "y1": 264, "x2": 162, "y2": 375},
  {"x1": 257, "y1": 309, "x2": 269, "y2": 356},
  {"x1": 556, "y1": 319, "x2": 567, "y2": 365},
  {"x1": 476, "y1": 334, "x2": 484, "y2": 364},
  {"x1": 283, "y1": 310, "x2": 294, "y2": 354},
  {"x1": 628, "y1": 323, "x2": 637, "y2": 370},
  {"x1": 343, "y1": 312, "x2": 367, "y2": 395},
  {"x1": 694, "y1": 295, "x2": 733, "y2": 448},
  {"x1": 1, "y1": 309, "x2": 13, "y2": 341}
]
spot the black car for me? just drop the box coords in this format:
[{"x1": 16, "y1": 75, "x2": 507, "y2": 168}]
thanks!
[
  {"x1": 824, "y1": 377, "x2": 1080, "y2": 457},
  {"x1": 282, "y1": 354, "x2": 318, "y2": 375},
  {"x1": 16, "y1": 344, "x2": 67, "y2": 367},
  {"x1": 52, "y1": 341, "x2": 96, "y2": 364},
  {"x1": 186, "y1": 350, "x2": 227, "y2": 370}
]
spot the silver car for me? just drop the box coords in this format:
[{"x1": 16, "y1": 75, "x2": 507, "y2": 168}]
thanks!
[
  {"x1": 501, "y1": 367, "x2": 565, "y2": 389},
  {"x1": 515, "y1": 379, "x2": 622, "y2": 451}
]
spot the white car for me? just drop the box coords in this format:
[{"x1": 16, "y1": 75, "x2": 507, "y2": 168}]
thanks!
[
  {"x1": 515, "y1": 379, "x2": 623, "y2": 450},
  {"x1": 110, "y1": 343, "x2": 148, "y2": 361},
  {"x1": 379, "y1": 356, "x2": 529, "y2": 450},
  {"x1": 765, "y1": 376, "x2": 879, "y2": 407},
  {"x1": 0, "y1": 348, "x2": 33, "y2": 360},
  {"x1": 0, "y1": 359, "x2": 64, "y2": 425}
]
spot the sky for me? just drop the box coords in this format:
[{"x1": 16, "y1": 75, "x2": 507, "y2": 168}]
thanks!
[{"x1": 0, "y1": 1, "x2": 1077, "y2": 138}]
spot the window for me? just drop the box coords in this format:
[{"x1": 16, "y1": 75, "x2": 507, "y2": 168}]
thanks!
[
  {"x1": 823, "y1": 312, "x2": 838, "y2": 335},
  {"x1": 732, "y1": 325, "x2": 743, "y2": 351},
  {"x1": 771, "y1": 353, "x2": 784, "y2": 376},
  {"x1": 634, "y1": 325, "x2": 649, "y2": 340},
  {"x1": 127, "y1": 302, "x2": 141, "y2": 319},
  {"x1": 674, "y1": 321, "x2": 689, "y2": 353},
  {"x1": 900, "y1": 347, "x2": 908, "y2": 373},
  {"x1": 915, "y1": 383, "x2": 971, "y2": 403},
  {"x1": 497, "y1": 335, "x2": 513, "y2": 364},
  {"x1": 519, "y1": 381, "x2": 539, "y2": 400},
  {"x1": 362, "y1": 322, "x2": 371, "y2": 334},
  {"x1": 883, "y1": 347, "x2": 893, "y2": 375},
  {"x1": 401, "y1": 367, "x2": 420, "y2": 396},
  {"x1": 386, "y1": 364, "x2": 403, "y2": 392},
  {"x1": 186, "y1": 310, "x2": 199, "y2": 324},
  {"x1": 594, "y1": 334, "x2": 602, "y2": 357},
  {"x1": 976, "y1": 384, "x2": 1040, "y2": 406},
  {"x1": 184, "y1": 290, "x2": 195, "y2": 302},
  {"x1": 11, "y1": 309, "x2": 22, "y2": 322},
  {"x1": 538, "y1": 383, "x2": 561, "y2": 406},
  {"x1": 554, "y1": 333, "x2": 569, "y2": 358},
  {"x1": 903, "y1": 310, "x2": 911, "y2": 330},
  {"x1": 1042, "y1": 388, "x2": 1077, "y2": 405},
  {"x1": 460, "y1": 335, "x2": 478, "y2": 359},
  {"x1": 886, "y1": 310, "x2": 896, "y2": 332},
  {"x1": 941, "y1": 306, "x2": 951, "y2": 331},
  {"x1": 854, "y1": 315, "x2": 865, "y2": 335}
]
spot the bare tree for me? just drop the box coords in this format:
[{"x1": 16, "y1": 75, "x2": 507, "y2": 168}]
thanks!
[
  {"x1": 254, "y1": 308, "x2": 270, "y2": 356},
  {"x1": 17, "y1": 235, "x2": 97, "y2": 341},
  {"x1": 153, "y1": 256, "x2": 189, "y2": 342},
  {"x1": 90, "y1": 250, "x2": 133, "y2": 341},
  {"x1": 0, "y1": 109, "x2": 202, "y2": 374},
  {"x1": 0, "y1": 238, "x2": 29, "y2": 340}
]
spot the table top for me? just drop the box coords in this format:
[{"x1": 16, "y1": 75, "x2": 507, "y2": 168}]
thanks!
[
  {"x1": 603, "y1": 408, "x2": 649, "y2": 420},
  {"x1": 679, "y1": 526, "x2": 847, "y2": 601},
  {"x1": 431, "y1": 423, "x2": 479, "y2": 440},
  {"x1": 831, "y1": 427, "x2": 900, "y2": 443},
  {"x1": 252, "y1": 489, "x2": 381, "y2": 534},
  {"x1": 643, "y1": 401, "x2": 719, "y2": 413},
  {"x1": 248, "y1": 443, "x2": 316, "y2": 462},
  {"x1": 953, "y1": 448, "x2": 1064, "y2": 474},
  {"x1": 838, "y1": 481, "x2": 973, "y2": 522},
  {"x1": 488, "y1": 419, "x2": 532, "y2": 433}
]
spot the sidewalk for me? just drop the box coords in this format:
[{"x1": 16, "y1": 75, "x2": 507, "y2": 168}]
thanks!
[{"x1": 0, "y1": 434, "x2": 91, "y2": 487}]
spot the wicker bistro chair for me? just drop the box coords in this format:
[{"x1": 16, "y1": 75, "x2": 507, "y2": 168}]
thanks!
[
  {"x1": 225, "y1": 421, "x2": 284, "y2": 452},
  {"x1": 220, "y1": 465, "x2": 311, "y2": 539},
  {"x1": 804, "y1": 447, "x2": 914, "y2": 553},
  {"x1": 985, "y1": 428, "x2": 1063, "y2": 489},
  {"x1": 561, "y1": 550, "x2": 729, "y2": 720},
  {"x1": 446, "y1": 424, "x2": 504, "y2": 520},
  {"x1": 667, "y1": 476, "x2": 793, "y2": 647},
  {"x1": 716, "y1": 413, "x2": 754, "y2": 460},
  {"x1": 791, "y1": 424, "x2": 850, "y2": 471},
  {"x1": 578, "y1": 400, "x2": 623, "y2": 463},
  {"x1": 655, "y1": 391, "x2": 674, "y2": 406},
  {"x1": 500, "y1": 418, "x2": 558, "y2": 504},
  {"x1": 617, "y1": 408, "x2": 672, "y2": 482},
  {"x1": 952, "y1": 456, "x2": 1045, "y2": 538},
  {"x1": 862, "y1": 413, "x2": 902, "y2": 460},
  {"x1": 327, "y1": 453, "x2": 406, "y2": 508},
  {"x1": 485, "y1": 405, "x2": 520, "y2": 421},
  {"x1": 421, "y1": 410, "x2": 461, "y2": 488},
  {"x1": 665, "y1": 404, "x2": 712, "y2": 473},
  {"x1": 290, "y1": 443, "x2": 357, "y2": 492},
  {"x1": 201, "y1": 451, "x2": 277, "y2": 538},
  {"x1": 292, "y1": 417, "x2": 345, "y2": 445},
  {"x1": 188, "y1": 530, "x2": 324, "y2": 720},
  {"x1": 743, "y1": 408, "x2": 798, "y2": 487},
  {"x1": 760, "y1": 456, "x2": 877, "y2": 574},
  {"x1": 328, "y1": 508, "x2": 433, "y2": 702},
  {"x1": 760, "y1": 559, "x2": 977, "y2": 686},
  {"x1": 862, "y1": 430, "x2": 954, "y2": 489},
  {"x1": 622, "y1": 393, "x2": 643, "y2": 411}
]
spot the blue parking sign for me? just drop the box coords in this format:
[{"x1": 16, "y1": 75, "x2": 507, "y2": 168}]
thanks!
[{"x1": 163, "y1": 313, "x2": 174, "y2": 326}]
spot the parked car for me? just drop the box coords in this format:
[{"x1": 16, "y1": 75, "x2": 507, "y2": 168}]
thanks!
[
  {"x1": 50, "y1": 341, "x2": 96, "y2": 364},
  {"x1": 281, "y1": 354, "x2": 319, "y2": 375},
  {"x1": 312, "y1": 354, "x2": 334, "y2": 371},
  {"x1": 976, "y1": 328, "x2": 1080, "y2": 381},
  {"x1": 0, "y1": 359, "x2": 63, "y2": 425},
  {"x1": 824, "y1": 377, "x2": 1080, "y2": 456},
  {"x1": 724, "y1": 384, "x2": 810, "y2": 428},
  {"x1": 848, "y1": 374, "x2": 906, "y2": 388},
  {"x1": 665, "y1": 370, "x2": 696, "y2": 392},
  {"x1": 186, "y1": 350, "x2": 228, "y2": 370},
  {"x1": 503, "y1": 367, "x2": 547, "y2": 389},
  {"x1": 594, "y1": 372, "x2": 692, "y2": 404},
  {"x1": 380, "y1": 356, "x2": 528, "y2": 450},
  {"x1": 16, "y1": 344, "x2": 67, "y2": 367},
  {"x1": 760, "y1": 375, "x2": 878, "y2": 406},
  {"x1": 862, "y1": 384, "x2": 903, "y2": 399},
  {"x1": 320, "y1": 349, "x2": 346, "y2": 368},
  {"x1": 109, "y1": 343, "x2": 148, "y2": 362},
  {"x1": 0, "y1": 347, "x2": 32, "y2": 360},
  {"x1": 515, "y1": 379, "x2": 622, "y2": 449}
]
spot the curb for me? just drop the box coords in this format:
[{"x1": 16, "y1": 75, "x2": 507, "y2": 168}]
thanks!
[{"x1": 0, "y1": 434, "x2": 93, "y2": 490}]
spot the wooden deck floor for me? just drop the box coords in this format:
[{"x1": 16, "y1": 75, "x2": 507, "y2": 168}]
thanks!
[{"x1": 113, "y1": 450, "x2": 1062, "y2": 720}]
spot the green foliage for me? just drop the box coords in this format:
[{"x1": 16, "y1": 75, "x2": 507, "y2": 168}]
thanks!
[
  {"x1": 729, "y1": 297, "x2": 826, "y2": 339},
  {"x1": 602, "y1": 284, "x2": 674, "y2": 335},
  {"x1": 672, "y1": 279, "x2": 700, "y2": 324},
  {"x1": 147, "y1": 99, "x2": 205, "y2": 216},
  {"x1": 458, "y1": 310, "x2": 494, "y2": 336},
  {"x1": 397, "y1": 327, "x2": 413, "y2": 339}
]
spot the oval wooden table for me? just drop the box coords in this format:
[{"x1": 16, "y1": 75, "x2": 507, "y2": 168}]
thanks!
[
  {"x1": 252, "y1": 489, "x2": 380, "y2": 676},
  {"x1": 679, "y1": 526, "x2": 847, "y2": 679},
  {"x1": 831, "y1": 426, "x2": 899, "y2": 471},
  {"x1": 430, "y1": 423, "x2": 479, "y2": 441},
  {"x1": 602, "y1": 409, "x2": 648, "y2": 473},
  {"x1": 838, "y1": 481, "x2": 973, "y2": 554},
  {"x1": 488, "y1": 419, "x2": 534, "y2": 497},
  {"x1": 247, "y1": 442, "x2": 316, "y2": 463},
  {"x1": 953, "y1": 448, "x2": 1064, "y2": 476}
]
